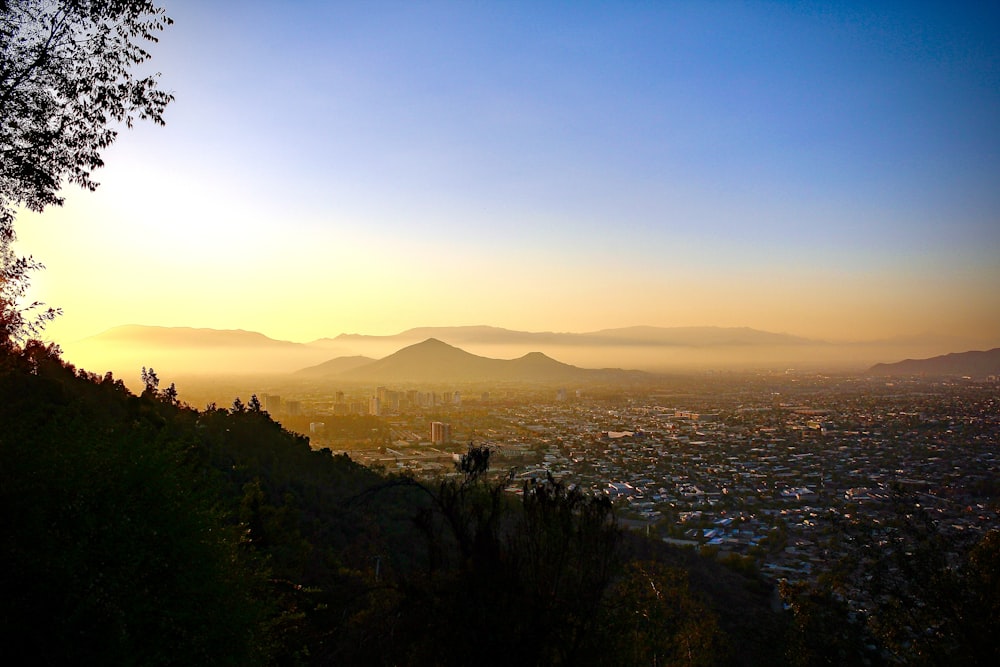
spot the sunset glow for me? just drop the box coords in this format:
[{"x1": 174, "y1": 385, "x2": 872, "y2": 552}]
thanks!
[{"x1": 15, "y1": 0, "x2": 1000, "y2": 354}]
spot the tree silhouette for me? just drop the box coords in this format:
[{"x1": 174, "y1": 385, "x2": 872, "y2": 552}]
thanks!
[
  {"x1": 0, "y1": 342, "x2": 268, "y2": 664},
  {"x1": 0, "y1": 0, "x2": 173, "y2": 233},
  {"x1": 0, "y1": 0, "x2": 173, "y2": 342},
  {"x1": 786, "y1": 488, "x2": 1000, "y2": 665},
  {"x1": 0, "y1": 242, "x2": 59, "y2": 348},
  {"x1": 862, "y1": 495, "x2": 1000, "y2": 665},
  {"x1": 605, "y1": 561, "x2": 724, "y2": 667},
  {"x1": 162, "y1": 381, "x2": 178, "y2": 406},
  {"x1": 394, "y1": 447, "x2": 625, "y2": 665},
  {"x1": 140, "y1": 365, "x2": 159, "y2": 397}
]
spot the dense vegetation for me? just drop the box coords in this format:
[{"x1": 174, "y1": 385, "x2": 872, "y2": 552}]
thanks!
[{"x1": 2, "y1": 342, "x2": 997, "y2": 665}]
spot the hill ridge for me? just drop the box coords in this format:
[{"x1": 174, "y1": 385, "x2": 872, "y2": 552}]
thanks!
[
  {"x1": 868, "y1": 347, "x2": 1000, "y2": 377},
  {"x1": 308, "y1": 338, "x2": 644, "y2": 383}
]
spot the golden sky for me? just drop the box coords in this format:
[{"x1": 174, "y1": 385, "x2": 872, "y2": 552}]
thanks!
[{"x1": 16, "y1": 1, "x2": 1000, "y2": 349}]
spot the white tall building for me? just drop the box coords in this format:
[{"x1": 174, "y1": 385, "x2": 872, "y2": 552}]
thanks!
[{"x1": 430, "y1": 421, "x2": 451, "y2": 444}]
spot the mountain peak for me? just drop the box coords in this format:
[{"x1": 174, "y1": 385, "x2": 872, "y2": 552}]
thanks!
[
  {"x1": 415, "y1": 337, "x2": 451, "y2": 347},
  {"x1": 327, "y1": 338, "x2": 641, "y2": 383}
]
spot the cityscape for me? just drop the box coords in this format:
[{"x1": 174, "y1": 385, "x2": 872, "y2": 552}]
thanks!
[{"x1": 219, "y1": 369, "x2": 999, "y2": 599}]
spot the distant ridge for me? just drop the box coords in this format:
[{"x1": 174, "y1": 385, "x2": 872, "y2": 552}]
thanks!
[
  {"x1": 584, "y1": 325, "x2": 816, "y2": 346},
  {"x1": 868, "y1": 348, "x2": 1000, "y2": 377},
  {"x1": 331, "y1": 325, "x2": 818, "y2": 348},
  {"x1": 65, "y1": 325, "x2": 349, "y2": 376},
  {"x1": 308, "y1": 338, "x2": 648, "y2": 383},
  {"x1": 295, "y1": 356, "x2": 377, "y2": 377},
  {"x1": 88, "y1": 324, "x2": 306, "y2": 348},
  {"x1": 63, "y1": 323, "x2": 995, "y2": 376}
]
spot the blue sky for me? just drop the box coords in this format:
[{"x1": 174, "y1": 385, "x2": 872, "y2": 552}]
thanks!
[{"x1": 18, "y1": 0, "x2": 1000, "y2": 343}]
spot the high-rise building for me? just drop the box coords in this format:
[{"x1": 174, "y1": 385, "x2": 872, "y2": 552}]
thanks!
[
  {"x1": 369, "y1": 396, "x2": 381, "y2": 416},
  {"x1": 373, "y1": 386, "x2": 401, "y2": 412},
  {"x1": 430, "y1": 421, "x2": 451, "y2": 444},
  {"x1": 262, "y1": 393, "x2": 281, "y2": 414}
]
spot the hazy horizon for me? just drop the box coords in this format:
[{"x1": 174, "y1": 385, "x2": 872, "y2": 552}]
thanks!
[
  {"x1": 13, "y1": 1, "x2": 1000, "y2": 351},
  {"x1": 54, "y1": 321, "x2": 1000, "y2": 384},
  {"x1": 60, "y1": 319, "x2": 1000, "y2": 346}
]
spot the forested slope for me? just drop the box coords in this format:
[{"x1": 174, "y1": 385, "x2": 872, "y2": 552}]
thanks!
[{"x1": 1, "y1": 341, "x2": 920, "y2": 666}]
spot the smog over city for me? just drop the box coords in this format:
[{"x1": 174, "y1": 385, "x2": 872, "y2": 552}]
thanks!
[{"x1": 3, "y1": 1, "x2": 999, "y2": 664}]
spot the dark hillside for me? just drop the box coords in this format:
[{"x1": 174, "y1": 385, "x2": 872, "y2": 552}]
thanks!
[
  {"x1": 621, "y1": 532, "x2": 786, "y2": 666},
  {"x1": 0, "y1": 344, "x2": 267, "y2": 665},
  {"x1": 1, "y1": 342, "x2": 794, "y2": 665}
]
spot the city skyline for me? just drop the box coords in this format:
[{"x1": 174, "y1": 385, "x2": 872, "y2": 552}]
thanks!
[{"x1": 15, "y1": 0, "x2": 1000, "y2": 348}]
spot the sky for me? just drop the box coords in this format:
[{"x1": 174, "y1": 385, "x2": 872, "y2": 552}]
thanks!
[{"x1": 16, "y1": 0, "x2": 1000, "y2": 346}]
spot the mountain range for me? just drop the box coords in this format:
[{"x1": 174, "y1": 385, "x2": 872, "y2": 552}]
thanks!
[
  {"x1": 297, "y1": 338, "x2": 647, "y2": 383},
  {"x1": 868, "y1": 348, "x2": 1000, "y2": 378},
  {"x1": 325, "y1": 325, "x2": 816, "y2": 348},
  {"x1": 59, "y1": 323, "x2": 998, "y2": 378},
  {"x1": 294, "y1": 355, "x2": 377, "y2": 377},
  {"x1": 62, "y1": 325, "x2": 352, "y2": 376}
]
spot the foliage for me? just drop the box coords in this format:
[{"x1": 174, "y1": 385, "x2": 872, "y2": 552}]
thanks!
[
  {"x1": 780, "y1": 580, "x2": 869, "y2": 666},
  {"x1": 618, "y1": 528, "x2": 783, "y2": 666},
  {"x1": 0, "y1": 343, "x2": 267, "y2": 664},
  {"x1": 140, "y1": 364, "x2": 158, "y2": 395},
  {"x1": 782, "y1": 488, "x2": 1000, "y2": 666},
  {"x1": 0, "y1": 238, "x2": 58, "y2": 348},
  {"x1": 1, "y1": 347, "x2": 797, "y2": 664},
  {"x1": 861, "y1": 495, "x2": 1000, "y2": 665},
  {"x1": 365, "y1": 450, "x2": 626, "y2": 666},
  {"x1": 0, "y1": 0, "x2": 172, "y2": 343},
  {"x1": 0, "y1": 0, "x2": 173, "y2": 233},
  {"x1": 604, "y1": 560, "x2": 725, "y2": 667}
]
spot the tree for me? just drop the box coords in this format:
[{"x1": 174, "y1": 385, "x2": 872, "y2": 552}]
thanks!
[
  {"x1": 791, "y1": 489, "x2": 1000, "y2": 665},
  {"x1": 0, "y1": 0, "x2": 173, "y2": 343},
  {"x1": 0, "y1": 241, "x2": 58, "y2": 350},
  {"x1": 161, "y1": 380, "x2": 177, "y2": 405},
  {"x1": 398, "y1": 449, "x2": 624, "y2": 666},
  {"x1": 139, "y1": 364, "x2": 158, "y2": 397},
  {"x1": 0, "y1": 342, "x2": 269, "y2": 665},
  {"x1": 862, "y1": 500, "x2": 1000, "y2": 665},
  {"x1": 779, "y1": 579, "x2": 868, "y2": 666},
  {"x1": 605, "y1": 561, "x2": 724, "y2": 667}
]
